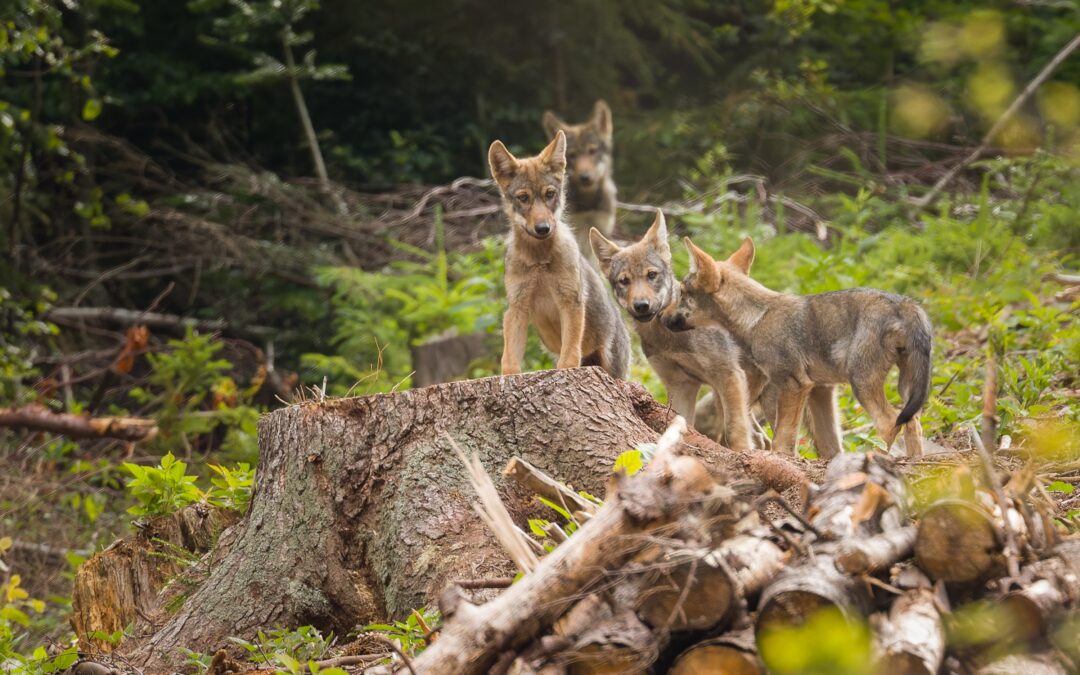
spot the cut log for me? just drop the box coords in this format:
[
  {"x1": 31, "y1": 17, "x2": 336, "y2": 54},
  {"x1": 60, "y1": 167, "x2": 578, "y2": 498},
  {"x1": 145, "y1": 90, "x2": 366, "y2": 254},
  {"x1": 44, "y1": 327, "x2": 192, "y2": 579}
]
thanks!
[
  {"x1": 634, "y1": 547, "x2": 737, "y2": 633},
  {"x1": 1001, "y1": 540, "x2": 1080, "y2": 643},
  {"x1": 564, "y1": 609, "x2": 658, "y2": 675},
  {"x1": 70, "y1": 503, "x2": 238, "y2": 650},
  {"x1": 836, "y1": 526, "x2": 917, "y2": 576},
  {"x1": 125, "y1": 368, "x2": 766, "y2": 671},
  {"x1": 670, "y1": 630, "x2": 762, "y2": 675},
  {"x1": 873, "y1": 588, "x2": 945, "y2": 675},
  {"x1": 915, "y1": 499, "x2": 1000, "y2": 583},
  {"x1": 0, "y1": 403, "x2": 158, "y2": 442}
]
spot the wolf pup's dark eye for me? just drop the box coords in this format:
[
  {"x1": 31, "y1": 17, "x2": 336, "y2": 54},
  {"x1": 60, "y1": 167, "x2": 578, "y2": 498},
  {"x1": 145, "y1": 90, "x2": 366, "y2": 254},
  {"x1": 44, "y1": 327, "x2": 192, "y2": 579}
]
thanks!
[
  {"x1": 619, "y1": 276, "x2": 630, "y2": 286},
  {"x1": 516, "y1": 193, "x2": 529, "y2": 204},
  {"x1": 647, "y1": 270, "x2": 659, "y2": 281},
  {"x1": 544, "y1": 188, "x2": 557, "y2": 200}
]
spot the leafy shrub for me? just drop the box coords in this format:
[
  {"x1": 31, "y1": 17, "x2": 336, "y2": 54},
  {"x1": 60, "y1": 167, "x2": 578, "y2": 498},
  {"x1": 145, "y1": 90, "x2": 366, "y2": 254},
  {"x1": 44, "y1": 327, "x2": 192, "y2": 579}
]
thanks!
[
  {"x1": 364, "y1": 607, "x2": 440, "y2": 656},
  {"x1": 208, "y1": 463, "x2": 255, "y2": 512},
  {"x1": 123, "y1": 453, "x2": 203, "y2": 517}
]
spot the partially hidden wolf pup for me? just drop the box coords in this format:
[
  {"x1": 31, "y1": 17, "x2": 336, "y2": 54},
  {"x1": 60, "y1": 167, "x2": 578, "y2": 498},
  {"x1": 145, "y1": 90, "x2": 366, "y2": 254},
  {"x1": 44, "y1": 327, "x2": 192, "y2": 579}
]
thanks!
[
  {"x1": 589, "y1": 210, "x2": 758, "y2": 451},
  {"x1": 662, "y1": 237, "x2": 932, "y2": 457},
  {"x1": 489, "y1": 130, "x2": 630, "y2": 379},
  {"x1": 543, "y1": 100, "x2": 617, "y2": 259}
]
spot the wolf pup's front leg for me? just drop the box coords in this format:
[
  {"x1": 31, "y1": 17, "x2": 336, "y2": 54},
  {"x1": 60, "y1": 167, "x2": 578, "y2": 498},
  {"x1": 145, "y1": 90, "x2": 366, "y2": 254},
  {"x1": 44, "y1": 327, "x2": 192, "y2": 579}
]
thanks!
[
  {"x1": 501, "y1": 306, "x2": 528, "y2": 375},
  {"x1": 556, "y1": 299, "x2": 586, "y2": 369}
]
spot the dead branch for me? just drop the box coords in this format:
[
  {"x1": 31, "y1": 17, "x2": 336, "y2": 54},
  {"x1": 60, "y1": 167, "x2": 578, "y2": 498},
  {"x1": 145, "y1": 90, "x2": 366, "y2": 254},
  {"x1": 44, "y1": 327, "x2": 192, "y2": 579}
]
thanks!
[
  {"x1": 504, "y1": 457, "x2": 599, "y2": 515},
  {"x1": 0, "y1": 403, "x2": 157, "y2": 442}
]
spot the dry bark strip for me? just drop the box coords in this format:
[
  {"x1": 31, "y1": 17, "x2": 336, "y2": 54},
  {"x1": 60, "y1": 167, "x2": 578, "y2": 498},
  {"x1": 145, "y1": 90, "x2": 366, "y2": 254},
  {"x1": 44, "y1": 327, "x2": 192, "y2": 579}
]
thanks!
[
  {"x1": 835, "y1": 525, "x2": 917, "y2": 576},
  {"x1": 0, "y1": 403, "x2": 158, "y2": 441}
]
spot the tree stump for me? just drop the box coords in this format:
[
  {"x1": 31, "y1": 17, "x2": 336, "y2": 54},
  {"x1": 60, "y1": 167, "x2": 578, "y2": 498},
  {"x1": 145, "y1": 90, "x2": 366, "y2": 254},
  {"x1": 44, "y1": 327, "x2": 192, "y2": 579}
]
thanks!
[{"x1": 127, "y1": 368, "x2": 762, "y2": 670}]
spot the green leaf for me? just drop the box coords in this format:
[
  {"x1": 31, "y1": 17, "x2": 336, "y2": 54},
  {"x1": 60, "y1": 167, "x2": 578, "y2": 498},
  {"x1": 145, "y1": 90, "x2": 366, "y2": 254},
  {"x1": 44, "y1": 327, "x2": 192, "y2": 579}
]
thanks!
[
  {"x1": 1047, "y1": 481, "x2": 1075, "y2": 494},
  {"x1": 536, "y1": 497, "x2": 571, "y2": 521},
  {"x1": 82, "y1": 98, "x2": 103, "y2": 121},
  {"x1": 613, "y1": 449, "x2": 644, "y2": 476}
]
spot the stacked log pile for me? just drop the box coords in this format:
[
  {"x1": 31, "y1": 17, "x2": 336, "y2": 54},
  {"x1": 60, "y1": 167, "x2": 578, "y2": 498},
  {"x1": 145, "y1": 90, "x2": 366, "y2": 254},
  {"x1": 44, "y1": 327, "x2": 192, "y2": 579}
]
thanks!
[{"x1": 420, "y1": 425, "x2": 1079, "y2": 675}]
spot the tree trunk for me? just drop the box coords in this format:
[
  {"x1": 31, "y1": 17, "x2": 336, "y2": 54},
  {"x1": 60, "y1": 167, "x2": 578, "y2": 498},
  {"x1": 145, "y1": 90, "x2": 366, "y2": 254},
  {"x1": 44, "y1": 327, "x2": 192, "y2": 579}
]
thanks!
[
  {"x1": 126, "y1": 368, "x2": 761, "y2": 670},
  {"x1": 873, "y1": 588, "x2": 945, "y2": 675},
  {"x1": 281, "y1": 32, "x2": 345, "y2": 215}
]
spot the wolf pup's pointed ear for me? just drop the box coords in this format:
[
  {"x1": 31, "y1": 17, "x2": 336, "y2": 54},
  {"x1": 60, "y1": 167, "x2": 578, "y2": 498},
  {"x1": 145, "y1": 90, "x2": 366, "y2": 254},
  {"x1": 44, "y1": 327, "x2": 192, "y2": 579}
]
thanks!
[
  {"x1": 590, "y1": 227, "x2": 620, "y2": 275},
  {"x1": 684, "y1": 237, "x2": 721, "y2": 291},
  {"x1": 540, "y1": 130, "x2": 567, "y2": 174},
  {"x1": 488, "y1": 140, "x2": 518, "y2": 189},
  {"x1": 542, "y1": 111, "x2": 566, "y2": 139},
  {"x1": 593, "y1": 100, "x2": 613, "y2": 139},
  {"x1": 645, "y1": 208, "x2": 670, "y2": 262},
  {"x1": 727, "y1": 236, "x2": 755, "y2": 275}
]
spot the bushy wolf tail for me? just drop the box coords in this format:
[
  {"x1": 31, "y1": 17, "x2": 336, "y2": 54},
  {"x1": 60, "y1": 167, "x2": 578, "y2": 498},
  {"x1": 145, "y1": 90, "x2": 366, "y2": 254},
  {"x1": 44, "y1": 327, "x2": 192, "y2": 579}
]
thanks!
[{"x1": 896, "y1": 305, "x2": 933, "y2": 427}]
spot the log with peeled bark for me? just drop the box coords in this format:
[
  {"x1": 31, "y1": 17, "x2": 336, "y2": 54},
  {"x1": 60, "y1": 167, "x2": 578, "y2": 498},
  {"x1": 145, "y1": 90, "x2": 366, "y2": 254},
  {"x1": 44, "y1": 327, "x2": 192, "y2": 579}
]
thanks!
[
  {"x1": 121, "y1": 368, "x2": 784, "y2": 671},
  {"x1": 872, "y1": 588, "x2": 945, "y2": 675}
]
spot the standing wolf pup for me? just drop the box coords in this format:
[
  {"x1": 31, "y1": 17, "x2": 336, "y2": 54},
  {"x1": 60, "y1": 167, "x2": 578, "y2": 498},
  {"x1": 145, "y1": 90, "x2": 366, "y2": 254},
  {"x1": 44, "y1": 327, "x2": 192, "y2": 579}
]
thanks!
[
  {"x1": 589, "y1": 210, "x2": 758, "y2": 451},
  {"x1": 662, "y1": 237, "x2": 932, "y2": 457},
  {"x1": 542, "y1": 100, "x2": 617, "y2": 260},
  {"x1": 489, "y1": 131, "x2": 630, "y2": 379}
]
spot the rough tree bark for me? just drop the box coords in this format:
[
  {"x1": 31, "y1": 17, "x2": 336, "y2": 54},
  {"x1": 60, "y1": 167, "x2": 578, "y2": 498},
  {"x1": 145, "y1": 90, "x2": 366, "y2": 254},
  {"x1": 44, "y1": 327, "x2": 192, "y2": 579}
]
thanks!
[{"x1": 126, "y1": 368, "x2": 769, "y2": 670}]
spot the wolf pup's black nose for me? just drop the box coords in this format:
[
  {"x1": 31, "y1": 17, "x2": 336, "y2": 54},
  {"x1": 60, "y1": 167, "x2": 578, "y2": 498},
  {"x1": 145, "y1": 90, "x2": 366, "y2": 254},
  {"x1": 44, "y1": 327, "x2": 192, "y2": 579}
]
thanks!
[
  {"x1": 633, "y1": 300, "x2": 650, "y2": 314},
  {"x1": 534, "y1": 222, "x2": 551, "y2": 236},
  {"x1": 578, "y1": 172, "x2": 593, "y2": 185}
]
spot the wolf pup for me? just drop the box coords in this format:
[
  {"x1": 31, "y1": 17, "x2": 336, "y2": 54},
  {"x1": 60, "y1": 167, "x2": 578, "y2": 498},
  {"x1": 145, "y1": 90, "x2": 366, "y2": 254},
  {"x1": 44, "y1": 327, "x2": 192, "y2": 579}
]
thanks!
[
  {"x1": 589, "y1": 210, "x2": 758, "y2": 451},
  {"x1": 543, "y1": 100, "x2": 617, "y2": 259},
  {"x1": 662, "y1": 237, "x2": 932, "y2": 457},
  {"x1": 489, "y1": 130, "x2": 631, "y2": 379}
]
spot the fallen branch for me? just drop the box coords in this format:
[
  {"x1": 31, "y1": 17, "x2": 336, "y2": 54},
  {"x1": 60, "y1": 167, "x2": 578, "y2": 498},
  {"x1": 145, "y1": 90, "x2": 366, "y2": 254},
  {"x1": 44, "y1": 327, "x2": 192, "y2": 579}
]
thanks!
[
  {"x1": 46, "y1": 306, "x2": 273, "y2": 337},
  {"x1": 0, "y1": 403, "x2": 157, "y2": 442}
]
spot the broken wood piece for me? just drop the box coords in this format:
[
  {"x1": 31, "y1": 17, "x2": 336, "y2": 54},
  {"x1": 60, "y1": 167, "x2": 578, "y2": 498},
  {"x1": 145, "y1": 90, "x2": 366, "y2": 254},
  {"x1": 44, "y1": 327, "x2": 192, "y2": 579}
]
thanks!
[
  {"x1": 634, "y1": 547, "x2": 737, "y2": 633},
  {"x1": 836, "y1": 526, "x2": 917, "y2": 576},
  {"x1": 505, "y1": 457, "x2": 600, "y2": 515},
  {"x1": 873, "y1": 588, "x2": 945, "y2": 675}
]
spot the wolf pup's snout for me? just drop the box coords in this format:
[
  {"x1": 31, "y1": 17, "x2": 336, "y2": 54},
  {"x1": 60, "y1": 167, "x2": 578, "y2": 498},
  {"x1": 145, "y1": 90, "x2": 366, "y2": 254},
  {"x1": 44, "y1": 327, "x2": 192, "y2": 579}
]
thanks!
[
  {"x1": 662, "y1": 311, "x2": 689, "y2": 331},
  {"x1": 632, "y1": 300, "x2": 651, "y2": 314},
  {"x1": 533, "y1": 221, "x2": 552, "y2": 237}
]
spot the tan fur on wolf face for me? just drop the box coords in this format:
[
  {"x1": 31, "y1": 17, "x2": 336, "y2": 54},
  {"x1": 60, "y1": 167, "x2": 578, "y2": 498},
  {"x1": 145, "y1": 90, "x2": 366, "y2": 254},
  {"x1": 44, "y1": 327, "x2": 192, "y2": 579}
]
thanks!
[
  {"x1": 661, "y1": 238, "x2": 933, "y2": 457},
  {"x1": 489, "y1": 131, "x2": 630, "y2": 379},
  {"x1": 543, "y1": 100, "x2": 617, "y2": 259}
]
